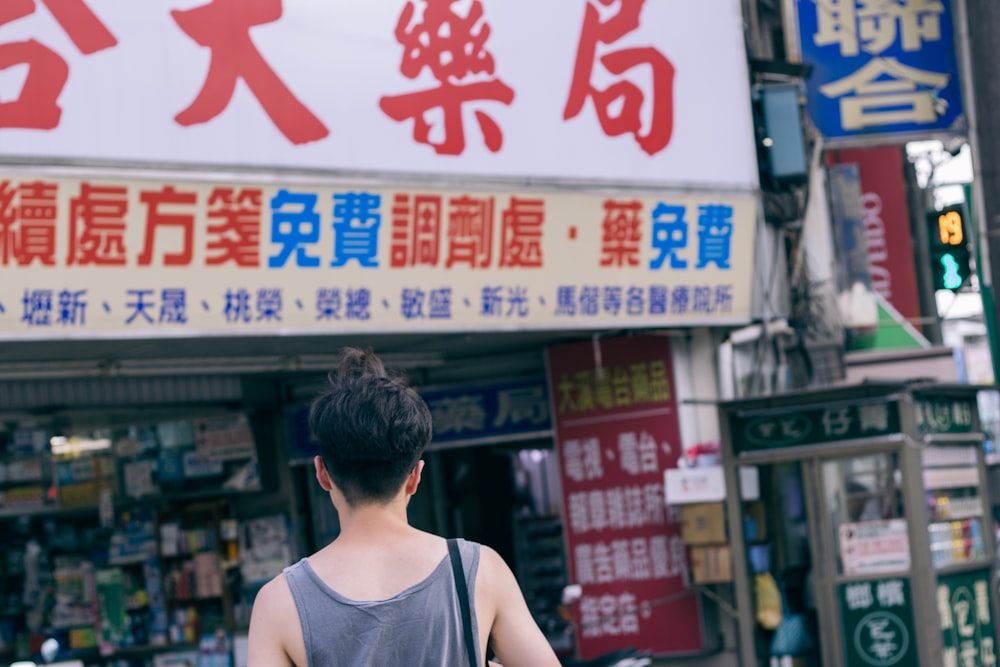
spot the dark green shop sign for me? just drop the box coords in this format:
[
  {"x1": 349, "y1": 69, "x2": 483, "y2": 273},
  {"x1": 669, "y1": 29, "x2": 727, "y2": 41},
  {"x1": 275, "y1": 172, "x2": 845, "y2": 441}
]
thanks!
[
  {"x1": 839, "y1": 578, "x2": 917, "y2": 667},
  {"x1": 938, "y1": 569, "x2": 997, "y2": 667},
  {"x1": 731, "y1": 400, "x2": 901, "y2": 454},
  {"x1": 916, "y1": 397, "x2": 977, "y2": 436}
]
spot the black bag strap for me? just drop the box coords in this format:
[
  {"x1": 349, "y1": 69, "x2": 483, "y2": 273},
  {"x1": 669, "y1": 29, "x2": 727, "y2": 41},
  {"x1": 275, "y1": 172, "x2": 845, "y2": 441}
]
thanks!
[{"x1": 448, "y1": 538, "x2": 480, "y2": 667}]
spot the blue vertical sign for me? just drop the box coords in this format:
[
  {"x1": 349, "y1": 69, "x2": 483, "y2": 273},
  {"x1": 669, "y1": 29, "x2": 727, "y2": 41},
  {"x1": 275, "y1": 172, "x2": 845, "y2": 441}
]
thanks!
[{"x1": 796, "y1": 0, "x2": 964, "y2": 141}]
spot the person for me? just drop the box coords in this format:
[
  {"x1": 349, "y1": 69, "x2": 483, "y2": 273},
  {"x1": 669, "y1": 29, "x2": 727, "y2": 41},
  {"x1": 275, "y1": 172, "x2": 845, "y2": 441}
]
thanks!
[{"x1": 247, "y1": 347, "x2": 560, "y2": 667}]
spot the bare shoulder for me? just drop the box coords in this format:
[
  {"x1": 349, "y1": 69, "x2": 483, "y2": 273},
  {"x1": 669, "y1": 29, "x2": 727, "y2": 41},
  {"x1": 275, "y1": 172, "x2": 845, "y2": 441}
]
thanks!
[
  {"x1": 247, "y1": 573, "x2": 301, "y2": 667},
  {"x1": 474, "y1": 545, "x2": 561, "y2": 667}
]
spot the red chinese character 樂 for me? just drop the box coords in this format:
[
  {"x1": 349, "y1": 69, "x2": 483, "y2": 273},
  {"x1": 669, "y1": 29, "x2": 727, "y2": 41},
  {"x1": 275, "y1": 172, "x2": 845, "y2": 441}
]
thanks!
[
  {"x1": 0, "y1": 0, "x2": 116, "y2": 130},
  {"x1": 564, "y1": 0, "x2": 674, "y2": 156},
  {"x1": 379, "y1": 0, "x2": 515, "y2": 155},
  {"x1": 172, "y1": 0, "x2": 328, "y2": 145}
]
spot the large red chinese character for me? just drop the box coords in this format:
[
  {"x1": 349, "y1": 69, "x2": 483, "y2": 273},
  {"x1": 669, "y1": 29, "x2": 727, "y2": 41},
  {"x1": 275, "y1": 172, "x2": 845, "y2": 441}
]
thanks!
[
  {"x1": 137, "y1": 186, "x2": 197, "y2": 267},
  {"x1": 0, "y1": 181, "x2": 16, "y2": 265},
  {"x1": 15, "y1": 180, "x2": 57, "y2": 265},
  {"x1": 0, "y1": 0, "x2": 116, "y2": 130},
  {"x1": 206, "y1": 187, "x2": 262, "y2": 267},
  {"x1": 379, "y1": 0, "x2": 515, "y2": 155},
  {"x1": 600, "y1": 199, "x2": 642, "y2": 267},
  {"x1": 499, "y1": 197, "x2": 543, "y2": 268},
  {"x1": 67, "y1": 182, "x2": 127, "y2": 266},
  {"x1": 564, "y1": 0, "x2": 674, "y2": 156},
  {"x1": 390, "y1": 194, "x2": 443, "y2": 267},
  {"x1": 445, "y1": 195, "x2": 494, "y2": 269},
  {"x1": 172, "y1": 0, "x2": 328, "y2": 145}
]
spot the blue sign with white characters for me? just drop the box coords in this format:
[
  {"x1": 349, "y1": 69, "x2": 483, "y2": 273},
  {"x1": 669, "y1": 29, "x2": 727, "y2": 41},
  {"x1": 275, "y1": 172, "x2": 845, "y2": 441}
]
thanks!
[
  {"x1": 286, "y1": 379, "x2": 552, "y2": 461},
  {"x1": 796, "y1": 0, "x2": 964, "y2": 141}
]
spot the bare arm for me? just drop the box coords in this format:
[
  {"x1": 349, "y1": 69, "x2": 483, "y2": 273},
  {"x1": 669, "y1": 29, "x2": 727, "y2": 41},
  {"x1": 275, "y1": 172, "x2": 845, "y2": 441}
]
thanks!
[
  {"x1": 478, "y1": 546, "x2": 561, "y2": 667},
  {"x1": 247, "y1": 574, "x2": 299, "y2": 667}
]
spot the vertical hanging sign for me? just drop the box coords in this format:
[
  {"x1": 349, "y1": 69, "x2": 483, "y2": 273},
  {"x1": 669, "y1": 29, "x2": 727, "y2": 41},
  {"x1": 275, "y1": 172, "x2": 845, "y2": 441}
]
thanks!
[{"x1": 545, "y1": 335, "x2": 701, "y2": 658}]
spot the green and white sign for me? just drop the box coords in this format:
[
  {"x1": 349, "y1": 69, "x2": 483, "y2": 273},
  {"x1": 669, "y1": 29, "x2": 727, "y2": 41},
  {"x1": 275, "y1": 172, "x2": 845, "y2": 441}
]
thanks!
[
  {"x1": 730, "y1": 399, "x2": 901, "y2": 454},
  {"x1": 938, "y1": 569, "x2": 997, "y2": 667},
  {"x1": 840, "y1": 578, "x2": 917, "y2": 667}
]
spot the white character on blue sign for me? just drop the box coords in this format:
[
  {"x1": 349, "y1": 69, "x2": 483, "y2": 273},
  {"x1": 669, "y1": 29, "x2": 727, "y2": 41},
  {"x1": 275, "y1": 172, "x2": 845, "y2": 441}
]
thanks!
[
  {"x1": 820, "y1": 58, "x2": 949, "y2": 130},
  {"x1": 814, "y1": 0, "x2": 945, "y2": 57}
]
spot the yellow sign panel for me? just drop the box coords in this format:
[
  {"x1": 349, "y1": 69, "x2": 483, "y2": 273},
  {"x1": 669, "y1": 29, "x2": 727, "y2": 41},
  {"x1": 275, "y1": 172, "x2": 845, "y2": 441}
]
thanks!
[{"x1": 0, "y1": 173, "x2": 758, "y2": 339}]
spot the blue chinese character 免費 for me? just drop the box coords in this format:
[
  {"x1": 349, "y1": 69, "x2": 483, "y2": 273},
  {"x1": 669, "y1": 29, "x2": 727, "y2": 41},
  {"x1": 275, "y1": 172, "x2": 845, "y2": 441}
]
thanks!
[
  {"x1": 650, "y1": 203, "x2": 688, "y2": 270},
  {"x1": 696, "y1": 205, "x2": 734, "y2": 269},
  {"x1": 269, "y1": 189, "x2": 321, "y2": 268},
  {"x1": 332, "y1": 192, "x2": 381, "y2": 268}
]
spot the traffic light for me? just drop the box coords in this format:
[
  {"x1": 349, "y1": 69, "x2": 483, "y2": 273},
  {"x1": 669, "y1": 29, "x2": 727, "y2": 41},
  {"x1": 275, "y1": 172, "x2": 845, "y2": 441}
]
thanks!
[{"x1": 927, "y1": 205, "x2": 972, "y2": 292}]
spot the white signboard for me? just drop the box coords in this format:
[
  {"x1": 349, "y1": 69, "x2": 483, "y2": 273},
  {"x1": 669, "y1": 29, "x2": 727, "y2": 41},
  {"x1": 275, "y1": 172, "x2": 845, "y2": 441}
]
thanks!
[
  {"x1": 0, "y1": 0, "x2": 757, "y2": 189},
  {"x1": 839, "y1": 519, "x2": 911, "y2": 576},
  {"x1": 0, "y1": 173, "x2": 757, "y2": 338}
]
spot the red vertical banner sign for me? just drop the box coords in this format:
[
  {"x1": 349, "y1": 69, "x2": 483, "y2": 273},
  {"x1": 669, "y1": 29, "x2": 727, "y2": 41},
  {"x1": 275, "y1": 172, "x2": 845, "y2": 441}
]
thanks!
[
  {"x1": 545, "y1": 335, "x2": 703, "y2": 659},
  {"x1": 825, "y1": 146, "x2": 922, "y2": 329}
]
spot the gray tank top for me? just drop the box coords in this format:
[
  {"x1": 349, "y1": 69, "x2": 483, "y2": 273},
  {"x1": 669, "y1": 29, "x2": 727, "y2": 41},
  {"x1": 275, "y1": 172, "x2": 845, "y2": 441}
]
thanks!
[{"x1": 283, "y1": 539, "x2": 482, "y2": 667}]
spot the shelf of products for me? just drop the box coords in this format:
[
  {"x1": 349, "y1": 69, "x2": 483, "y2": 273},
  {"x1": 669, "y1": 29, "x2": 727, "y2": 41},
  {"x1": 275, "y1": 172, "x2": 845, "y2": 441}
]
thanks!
[
  {"x1": 0, "y1": 415, "x2": 274, "y2": 666},
  {"x1": 923, "y1": 445, "x2": 988, "y2": 570}
]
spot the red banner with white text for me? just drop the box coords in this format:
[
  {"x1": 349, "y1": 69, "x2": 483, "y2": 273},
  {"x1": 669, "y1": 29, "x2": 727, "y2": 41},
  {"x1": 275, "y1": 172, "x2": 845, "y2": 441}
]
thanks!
[{"x1": 545, "y1": 335, "x2": 702, "y2": 659}]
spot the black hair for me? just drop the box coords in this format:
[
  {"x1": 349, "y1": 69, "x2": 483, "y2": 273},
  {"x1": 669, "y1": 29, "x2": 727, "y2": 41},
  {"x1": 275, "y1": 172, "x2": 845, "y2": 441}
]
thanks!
[{"x1": 308, "y1": 347, "x2": 432, "y2": 505}]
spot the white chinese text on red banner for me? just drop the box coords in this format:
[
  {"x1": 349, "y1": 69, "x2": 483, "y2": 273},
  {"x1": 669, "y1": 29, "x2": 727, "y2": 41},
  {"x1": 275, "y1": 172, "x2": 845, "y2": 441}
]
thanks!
[{"x1": 545, "y1": 335, "x2": 702, "y2": 659}]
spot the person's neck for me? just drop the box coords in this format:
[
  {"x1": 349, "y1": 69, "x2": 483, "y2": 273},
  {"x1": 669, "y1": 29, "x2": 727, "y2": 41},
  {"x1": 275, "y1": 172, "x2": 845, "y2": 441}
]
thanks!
[{"x1": 334, "y1": 498, "x2": 414, "y2": 543}]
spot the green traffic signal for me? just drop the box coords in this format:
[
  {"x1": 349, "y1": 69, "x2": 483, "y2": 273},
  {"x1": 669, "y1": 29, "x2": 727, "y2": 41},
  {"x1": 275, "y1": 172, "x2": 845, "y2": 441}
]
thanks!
[{"x1": 927, "y1": 205, "x2": 971, "y2": 293}]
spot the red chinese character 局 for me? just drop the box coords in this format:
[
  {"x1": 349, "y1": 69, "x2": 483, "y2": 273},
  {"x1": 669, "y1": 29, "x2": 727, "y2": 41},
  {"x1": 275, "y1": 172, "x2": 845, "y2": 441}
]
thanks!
[
  {"x1": 379, "y1": 0, "x2": 515, "y2": 155},
  {"x1": 206, "y1": 187, "x2": 262, "y2": 267},
  {"x1": 172, "y1": 0, "x2": 328, "y2": 145},
  {"x1": 600, "y1": 199, "x2": 642, "y2": 267},
  {"x1": 499, "y1": 197, "x2": 544, "y2": 268},
  {"x1": 67, "y1": 182, "x2": 128, "y2": 266},
  {"x1": 137, "y1": 185, "x2": 198, "y2": 267},
  {"x1": 0, "y1": 0, "x2": 116, "y2": 130},
  {"x1": 390, "y1": 193, "x2": 443, "y2": 268},
  {"x1": 564, "y1": 0, "x2": 674, "y2": 156},
  {"x1": 445, "y1": 195, "x2": 494, "y2": 269}
]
